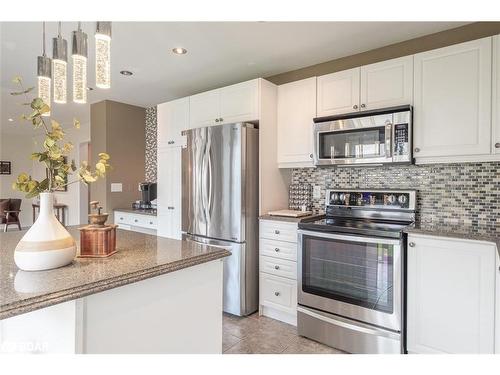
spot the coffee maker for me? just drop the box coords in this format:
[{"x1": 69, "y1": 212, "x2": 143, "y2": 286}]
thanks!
[{"x1": 137, "y1": 182, "x2": 157, "y2": 210}]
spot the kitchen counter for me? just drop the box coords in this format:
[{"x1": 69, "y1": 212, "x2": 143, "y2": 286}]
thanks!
[
  {"x1": 0, "y1": 228, "x2": 230, "y2": 320},
  {"x1": 403, "y1": 224, "x2": 500, "y2": 255},
  {"x1": 259, "y1": 213, "x2": 324, "y2": 223},
  {"x1": 114, "y1": 208, "x2": 157, "y2": 216}
]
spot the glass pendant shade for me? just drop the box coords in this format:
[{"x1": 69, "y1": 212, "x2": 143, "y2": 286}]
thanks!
[
  {"x1": 95, "y1": 22, "x2": 111, "y2": 89},
  {"x1": 52, "y1": 35, "x2": 68, "y2": 104},
  {"x1": 71, "y1": 28, "x2": 88, "y2": 104},
  {"x1": 37, "y1": 55, "x2": 51, "y2": 116}
]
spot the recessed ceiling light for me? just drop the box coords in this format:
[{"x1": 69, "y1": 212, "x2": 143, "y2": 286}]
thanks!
[
  {"x1": 8, "y1": 118, "x2": 14, "y2": 122},
  {"x1": 172, "y1": 47, "x2": 187, "y2": 55},
  {"x1": 120, "y1": 70, "x2": 133, "y2": 76}
]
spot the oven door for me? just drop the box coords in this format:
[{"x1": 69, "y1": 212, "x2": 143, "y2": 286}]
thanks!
[
  {"x1": 298, "y1": 230, "x2": 401, "y2": 332},
  {"x1": 313, "y1": 116, "x2": 393, "y2": 166}
]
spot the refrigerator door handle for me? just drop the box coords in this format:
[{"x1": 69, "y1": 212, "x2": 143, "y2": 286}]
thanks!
[
  {"x1": 207, "y1": 143, "x2": 213, "y2": 217},
  {"x1": 184, "y1": 234, "x2": 235, "y2": 248}
]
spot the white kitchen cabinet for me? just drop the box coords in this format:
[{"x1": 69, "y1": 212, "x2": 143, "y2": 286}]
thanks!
[
  {"x1": 317, "y1": 67, "x2": 360, "y2": 117},
  {"x1": 157, "y1": 98, "x2": 189, "y2": 148},
  {"x1": 413, "y1": 37, "x2": 492, "y2": 161},
  {"x1": 189, "y1": 79, "x2": 259, "y2": 128},
  {"x1": 259, "y1": 219, "x2": 298, "y2": 325},
  {"x1": 114, "y1": 211, "x2": 157, "y2": 235},
  {"x1": 157, "y1": 147, "x2": 182, "y2": 240},
  {"x1": 407, "y1": 234, "x2": 497, "y2": 354},
  {"x1": 493, "y1": 35, "x2": 500, "y2": 155},
  {"x1": 277, "y1": 77, "x2": 316, "y2": 168},
  {"x1": 360, "y1": 56, "x2": 413, "y2": 110}
]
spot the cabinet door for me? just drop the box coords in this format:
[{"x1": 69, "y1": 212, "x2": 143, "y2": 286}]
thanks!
[
  {"x1": 413, "y1": 38, "x2": 492, "y2": 159},
  {"x1": 407, "y1": 235, "x2": 496, "y2": 354},
  {"x1": 219, "y1": 79, "x2": 259, "y2": 124},
  {"x1": 189, "y1": 89, "x2": 220, "y2": 129},
  {"x1": 317, "y1": 67, "x2": 360, "y2": 117},
  {"x1": 360, "y1": 56, "x2": 413, "y2": 110},
  {"x1": 157, "y1": 98, "x2": 189, "y2": 148},
  {"x1": 157, "y1": 147, "x2": 182, "y2": 239},
  {"x1": 493, "y1": 35, "x2": 500, "y2": 154},
  {"x1": 277, "y1": 77, "x2": 316, "y2": 167}
]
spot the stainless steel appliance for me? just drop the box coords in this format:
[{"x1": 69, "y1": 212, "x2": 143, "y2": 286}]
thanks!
[
  {"x1": 181, "y1": 123, "x2": 259, "y2": 316},
  {"x1": 313, "y1": 105, "x2": 412, "y2": 166},
  {"x1": 297, "y1": 189, "x2": 416, "y2": 354},
  {"x1": 138, "y1": 182, "x2": 157, "y2": 210}
]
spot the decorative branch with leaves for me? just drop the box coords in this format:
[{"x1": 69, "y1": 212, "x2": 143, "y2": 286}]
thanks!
[{"x1": 10, "y1": 76, "x2": 111, "y2": 199}]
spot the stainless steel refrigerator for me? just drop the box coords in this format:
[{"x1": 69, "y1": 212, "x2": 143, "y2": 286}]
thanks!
[{"x1": 181, "y1": 122, "x2": 259, "y2": 316}]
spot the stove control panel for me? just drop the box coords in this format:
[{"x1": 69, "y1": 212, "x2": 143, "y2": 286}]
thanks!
[{"x1": 326, "y1": 189, "x2": 416, "y2": 210}]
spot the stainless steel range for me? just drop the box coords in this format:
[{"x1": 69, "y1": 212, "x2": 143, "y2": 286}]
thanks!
[{"x1": 297, "y1": 189, "x2": 416, "y2": 354}]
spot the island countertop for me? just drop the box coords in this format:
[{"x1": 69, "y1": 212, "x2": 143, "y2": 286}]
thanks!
[{"x1": 0, "y1": 228, "x2": 230, "y2": 320}]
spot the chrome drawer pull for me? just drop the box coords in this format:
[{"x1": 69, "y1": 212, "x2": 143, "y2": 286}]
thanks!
[
  {"x1": 274, "y1": 230, "x2": 280, "y2": 234},
  {"x1": 274, "y1": 248, "x2": 280, "y2": 252},
  {"x1": 274, "y1": 291, "x2": 280, "y2": 296},
  {"x1": 408, "y1": 242, "x2": 415, "y2": 247},
  {"x1": 274, "y1": 265, "x2": 280, "y2": 270}
]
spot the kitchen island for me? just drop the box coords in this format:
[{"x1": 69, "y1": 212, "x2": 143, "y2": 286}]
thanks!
[{"x1": 0, "y1": 228, "x2": 230, "y2": 354}]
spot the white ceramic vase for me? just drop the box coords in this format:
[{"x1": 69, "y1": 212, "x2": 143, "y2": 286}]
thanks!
[{"x1": 14, "y1": 192, "x2": 76, "y2": 271}]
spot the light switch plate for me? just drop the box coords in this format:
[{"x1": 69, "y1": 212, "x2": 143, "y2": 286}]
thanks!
[
  {"x1": 111, "y1": 183, "x2": 123, "y2": 192},
  {"x1": 313, "y1": 185, "x2": 321, "y2": 199}
]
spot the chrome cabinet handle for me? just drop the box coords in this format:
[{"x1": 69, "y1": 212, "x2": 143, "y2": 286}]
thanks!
[
  {"x1": 134, "y1": 219, "x2": 138, "y2": 223},
  {"x1": 408, "y1": 242, "x2": 415, "y2": 247},
  {"x1": 274, "y1": 247, "x2": 280, "y2": 252},
  {"x1": 495, "y1": 143, "x2": 500, "y2": 148},
  {"x1": 215, "y1": 118, "x2": 219, "y2": 122},
  {"x1": 120, "y1": 217, "x2": 124, "y2": 220},
  {"x1": 309, "y1": 153, "x2": 313, "y2": 159},
  {"x1": 352, "y1": 104, "x2": 358, "y2": 110},
  {"x1": 274, "y1": 265, "x2": 280, "y2": 270},
  {"x1": 360, "y1": 104, "x2": 366, "y2": 108},
  {"x1": 274, "y1": 291, "x2": 280, "y2": 296},
  {"x1": 167, "y1": 206, "x2": 174, "y2": 210},
  {"x1": 167, "y1": 140, "x2": 175, "y2": 145},
  {"x1": 274, "y1": 230, "x2": 280, "y2": 234},
  {"x1": 414, "y1": 148, "x2": 420, "y2": 153},
  {"x1": 149, "y1": 221, "x2": 153, "y2": 225},
  {"x1": 219, "y1": 118, "x2": 223, "y2": 122}
]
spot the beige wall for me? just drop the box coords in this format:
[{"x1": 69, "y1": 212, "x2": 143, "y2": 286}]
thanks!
[
  {"x1": 90, "y1": 100, "x2": 146, "y2": 219},
  {"x1": 266, "y1": 22, "x2": 500, "y2": 85}
]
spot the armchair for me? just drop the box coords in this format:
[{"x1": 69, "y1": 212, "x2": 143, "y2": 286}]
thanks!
[{"x1": 0, "y1": 198, "x2": 22, "y2": 232}]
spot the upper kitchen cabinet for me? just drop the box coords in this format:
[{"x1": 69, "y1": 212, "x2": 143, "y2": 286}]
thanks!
[
  {"x1": 157, "y1": 97, "x2": 189, "y2": 148},
  {"x1": 493, "y1": 35, "x2": 500, "y2": 155},
  {"x1": 359, "y1": 56, "x2": 413, "y2": 110},
  {"x1": 317, "y1": 67, "x2": 360, "y2": 117},
  {"x1": 277, "y1": 77, "x2": 316, "y2": 168},
  {"x1": 189, "y1": 79, "x2": 259, "y2": 128},
  {"x1": 413, "y1": 37, "x2": 492, "y2": 162}
]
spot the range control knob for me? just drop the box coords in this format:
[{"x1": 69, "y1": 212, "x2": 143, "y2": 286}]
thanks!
[
  {"x1": 339, "y1": 193, "x2": 345, "y2": 202},
  {"x1": 331, "y1": 192, "x2": 339, "y2": 203},
  {"x1": 398, "y1": 195, "x2": 408, "y2": 205},
  {"x1": 387, "y1": 195, "x2": 396, "y2": 204}
]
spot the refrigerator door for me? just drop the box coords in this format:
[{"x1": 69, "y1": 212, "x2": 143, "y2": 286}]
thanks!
[
  {"x1": 182, "y1": 124, "x2": 244, "y2": 242},
  {"x1": 183, "y1": 233, "x2": 248, "y2": 315}
]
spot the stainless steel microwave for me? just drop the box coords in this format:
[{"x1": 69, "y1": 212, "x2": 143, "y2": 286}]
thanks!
[{"x1": 313, "y1": 105, "x2": 413, "y2": 166}]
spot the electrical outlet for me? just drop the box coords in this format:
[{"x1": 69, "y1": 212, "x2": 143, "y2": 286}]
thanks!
[{"x1": 313, "y1": 185, "x2": 321, "y2": 199}]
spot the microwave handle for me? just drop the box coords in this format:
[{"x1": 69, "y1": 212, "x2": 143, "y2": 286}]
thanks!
[{"x1": 385, "y1": 123, "x2": 392, "y2": 158}]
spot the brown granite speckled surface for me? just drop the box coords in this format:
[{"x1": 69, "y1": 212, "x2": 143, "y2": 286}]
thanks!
[
  {"x1": 0, "y1": 228, "x2": 229, "y2": 320},
  {"x1": 403, "y1": 224, "x2": 500, "y2": 255},
  {"x1": 259, "y1": 214, "x2": 324, "y2": 223}
]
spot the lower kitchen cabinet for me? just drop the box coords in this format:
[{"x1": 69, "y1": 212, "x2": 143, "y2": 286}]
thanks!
[
  {"x1": 259, "y1": 219, "x2": 298, "y2": 326},
  {"x1": 407, "y1": 233, "x2": 498, "y2": 354},
  {"x1": 114, "y1": 211, "x2": 157, "y2": 235}
]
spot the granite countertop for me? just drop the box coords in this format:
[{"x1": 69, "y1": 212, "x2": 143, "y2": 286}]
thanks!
[
  {"x1": 259, "y1": 213, "x2": 324, "y2": 223},
  {"x1": 0, "y1": 228, "x2": 230, "y2": 320},
  {"x1": 403, "y1": 223, "x2": 500, "y2": 253},
  {"x1": 114, "y1": 208, "x2": 157, "y2": 216}
]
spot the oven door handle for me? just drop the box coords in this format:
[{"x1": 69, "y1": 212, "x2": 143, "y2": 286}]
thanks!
[
  {"x1": 297, "y1": 229, "x2": 401, "y2": 246},
  {"x1": 297, "y1": 306, "x2": 400, "y2": 339}
]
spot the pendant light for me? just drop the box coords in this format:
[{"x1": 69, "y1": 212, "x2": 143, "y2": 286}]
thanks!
[
  {"x1": 52, "y1": 22, "x2": 68, "y2": 104},
  {"x1": 95, "y1": 22, "x2": 111, "y2": 89},
  {"x1": 71, "y1": 22, "x2": 88, "y2": 104},
  {"x1": 37, "y1": 22, "x2": 51, "y2": 116}
]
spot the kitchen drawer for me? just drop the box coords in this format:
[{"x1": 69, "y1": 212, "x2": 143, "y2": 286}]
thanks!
[
  {"x1": 260, "y1": 255, "x2": 297, "y2": 280},
  {"x1": 260, "y1": 273, "x2": 297, "y2": 313},
  {"x1": 259, "y1": 220, "x2": 298, "y2": 243},
  {"x1": 114, "y1": 212, "x2": 157, "y2": 229},
  {"x1": 114, "y1": 212, "x2": 132, "y2": 225},
  {"x1": 259, "y1": 238, "x2": 297, "y2": 261}
]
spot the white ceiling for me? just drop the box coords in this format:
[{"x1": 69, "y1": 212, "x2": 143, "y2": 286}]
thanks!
[{"x1": 1, "y1": 21, "x2": 467, "y2": 133}]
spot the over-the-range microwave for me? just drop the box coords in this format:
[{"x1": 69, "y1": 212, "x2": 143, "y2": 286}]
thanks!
[{"x1": 313, "y1": 105, "x2": 413, "y2": 167}]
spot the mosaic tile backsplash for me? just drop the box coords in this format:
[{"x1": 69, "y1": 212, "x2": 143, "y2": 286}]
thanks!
[
  {"x1": 291, "y1": 162, "x2": 500, "y2": 235},
  {"x1": 145, "y1": 106, "x2": 157, "y2": 183}
]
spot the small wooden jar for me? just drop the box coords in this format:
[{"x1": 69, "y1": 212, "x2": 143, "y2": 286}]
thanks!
[{"x1": 78, "y1": 224, "x2": 118, "y2": 258}]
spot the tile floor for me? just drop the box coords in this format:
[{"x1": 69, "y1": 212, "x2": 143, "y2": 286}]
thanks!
[{"x1": 222, "y1": 312, "x2": 345, "y2": 354}]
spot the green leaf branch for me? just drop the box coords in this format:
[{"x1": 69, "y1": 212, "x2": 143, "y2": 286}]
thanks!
[{"x1": 10, "y1": 76, "x2": 111, "y2": 198}]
